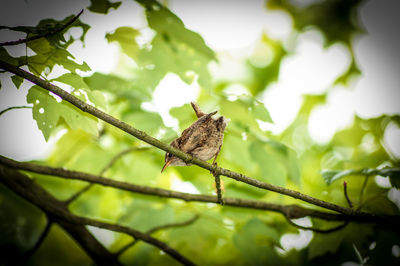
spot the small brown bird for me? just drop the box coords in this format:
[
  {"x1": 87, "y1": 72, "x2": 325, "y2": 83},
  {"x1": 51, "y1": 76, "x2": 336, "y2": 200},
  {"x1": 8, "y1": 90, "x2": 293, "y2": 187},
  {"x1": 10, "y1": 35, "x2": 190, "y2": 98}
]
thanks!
[{"x1": 161, "y1": 102, "x2": 227, "y2": 172}]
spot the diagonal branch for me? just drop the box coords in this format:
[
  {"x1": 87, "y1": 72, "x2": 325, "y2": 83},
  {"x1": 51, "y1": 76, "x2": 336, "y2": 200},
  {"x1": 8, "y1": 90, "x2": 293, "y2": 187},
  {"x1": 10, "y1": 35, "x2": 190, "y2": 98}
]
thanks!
[
  {"x1": 0, "y1": 10, "x2": 84, "y2": 46},
  {"x1": 0, "y1": 165, "x2": 196, "y2": 266},
  {"x1": 1, "y1": 155, "x2": 399, "y2": 226},
  {"x1": 0, "y1": 60, "x2": 355, "y2": 216}
]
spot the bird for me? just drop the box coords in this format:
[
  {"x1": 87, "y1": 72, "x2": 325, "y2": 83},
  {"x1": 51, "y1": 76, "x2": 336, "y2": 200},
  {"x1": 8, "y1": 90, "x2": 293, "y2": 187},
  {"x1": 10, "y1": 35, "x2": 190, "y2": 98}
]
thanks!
[{"x1": 161, "y1": 102, "x2": 227, "y2": 172}]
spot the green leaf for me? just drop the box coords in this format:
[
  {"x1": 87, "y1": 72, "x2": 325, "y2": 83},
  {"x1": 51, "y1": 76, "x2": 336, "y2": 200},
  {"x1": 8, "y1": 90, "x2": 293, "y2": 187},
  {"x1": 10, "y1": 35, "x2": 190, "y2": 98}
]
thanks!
[
  {"x1": 11, "y1": 75, "x2": 23, "y2": 89},
  {"x1": 233, "y1": 218, "x2": 281, "y2": 265},
  {"x1": 144, "y1": 2, "x2": 216, "y2": 60},
  {"x1": 321, "y1": 169, "x2": 351, "y2": 185},
  {"x1": 26, "y1": 85, "x2": 98, "y2": 141},
  {"x1": 224, "y1": 182, "x2": 267, "y2": 199},
  {"x1": 53, "y1": 73, "x2": 107, "y2": 110},
  {"x1": 308, "y1": 223, "x2": 374, "y2": 260},
  {"x1": 219, "y1": 98, "x2": 259, "y2": 130},
  {"x1": 308, "y1": 227, "x2": 345, "y2": 259},
  {"x1": 47, "y1": 129, "x2": 94, "y2": 166},
  {"x1": 53, "y1": 73, "x2": 90, "y2": 90},
  {"x1": 84, "y1": 72, "x2": 152, "y2": 104},
  {"x1": 321, "y1": 168, "x2": 400, "y2": 187},
  {"x1": 88, "y1": 0, "x2": 122, "y2": 14},
  {"x1": 0, "y1": 47, "x2": 18, "y2": 65},
  {"x1": 253, "y1": 100, "x2": 273, "y2": 123},
  {"x1": 247, "y1": 33, "x2": 287, "y2": 96},
  {"x1": 385, "y1": 169, "x2": 400, "y2": 189},
  {"x1": 119, "y1": 199, "x2": 175, "y2": 231},
  {"x1": 133, "y1": 0, "x2": 216, "y2": 89},
  {"x1": 0, "y1": 181, "x2": 46, "y2": 259},
  {"x1": 28, "y1": 38, "x2": 91, "y2": 74},
  {"x1": 106, "y1": 27, "x2": 140, "y2": 60},
  {"x1": 123, "y1": 110, "x2": 164, "y2": 135},
  {"x1": 249, "y1": 141, "x2": 287, "y2": 186},
  {"x1": 219, "y1": 97, "x2": 273, "y2": 135}
]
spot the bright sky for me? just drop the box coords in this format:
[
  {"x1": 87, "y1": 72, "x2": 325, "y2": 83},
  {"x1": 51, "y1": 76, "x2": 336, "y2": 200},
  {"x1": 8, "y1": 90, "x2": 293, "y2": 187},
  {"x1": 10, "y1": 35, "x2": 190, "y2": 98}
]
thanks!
[{"x1": 0, "y1": 0, "x2": 399, "y2": 161}]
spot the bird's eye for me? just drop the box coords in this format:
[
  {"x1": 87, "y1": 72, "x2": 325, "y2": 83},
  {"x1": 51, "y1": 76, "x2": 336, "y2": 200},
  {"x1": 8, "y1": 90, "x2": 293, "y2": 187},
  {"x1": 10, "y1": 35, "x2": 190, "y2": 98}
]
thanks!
[{"x1": 166, "y1": 153, "x2": 172, "y2": 158}]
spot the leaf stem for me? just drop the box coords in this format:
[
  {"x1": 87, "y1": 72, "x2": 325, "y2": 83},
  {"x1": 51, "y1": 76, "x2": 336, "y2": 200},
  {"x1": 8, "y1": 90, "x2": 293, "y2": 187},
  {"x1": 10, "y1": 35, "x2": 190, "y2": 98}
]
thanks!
[{"x1": 0, "y1": 105, "x2": 32, "y2": 117}]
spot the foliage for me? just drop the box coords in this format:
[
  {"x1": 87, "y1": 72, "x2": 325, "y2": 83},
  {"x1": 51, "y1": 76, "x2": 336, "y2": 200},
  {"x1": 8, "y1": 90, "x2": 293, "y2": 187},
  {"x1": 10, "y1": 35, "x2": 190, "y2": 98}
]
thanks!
[{"x1": 0, "y1": 0, "x2": 399, "y2": 265}]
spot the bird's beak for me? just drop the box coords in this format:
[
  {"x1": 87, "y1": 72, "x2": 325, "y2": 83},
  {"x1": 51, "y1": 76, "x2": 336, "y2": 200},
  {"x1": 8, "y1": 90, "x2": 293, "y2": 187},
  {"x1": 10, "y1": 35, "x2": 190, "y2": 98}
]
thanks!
[{"x1": 161, "y1": 160, "x2": 172, "y2": 173}]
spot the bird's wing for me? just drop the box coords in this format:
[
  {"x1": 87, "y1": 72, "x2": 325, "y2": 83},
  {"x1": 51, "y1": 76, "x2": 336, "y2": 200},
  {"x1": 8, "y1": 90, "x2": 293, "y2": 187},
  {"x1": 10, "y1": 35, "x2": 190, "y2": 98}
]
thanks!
[{"x1": 178, "y1": 114, "x2": 212, "y2": 152}]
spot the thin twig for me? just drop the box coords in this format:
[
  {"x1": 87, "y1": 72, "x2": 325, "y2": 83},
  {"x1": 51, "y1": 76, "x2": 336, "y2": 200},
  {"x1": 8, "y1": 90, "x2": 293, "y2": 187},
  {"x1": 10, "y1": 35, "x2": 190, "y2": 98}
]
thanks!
[
  {"x1": 358, "y1": 175, "x2": 369, "y2": 207},
  {"x1": 285, "y1": 217, "x2": 349, "y2": 234},
  {"x1": 0, "y1": 60, "x2": 357, "y2": 216},
  {"x1": 343, "y1": 181, "x2": 353, "y2": 209},
  {"x1": 64, "y1": 183, "x2": 93, "y2": 205},
  {"x1": 99, "y1": 147, "x2": 150, "y2": 176},
  {"x1": 115, "y1": 215, "x2": 199, "y2": 257},
  {"x1": 213, "y1": 173, "x2": 224, "y2": 205},
  {"x1": 0, "y1": 9, "x2": 84, "y2": 46},
  {"x1": 65, "y1": 146, "x2": 150, "y2": 205},
  {"x1": 1, "y1": 155, "x2": 399, "y2": 226},
  {"x1": 82, "y1": 218, "x2": 196, "y2": 266},
  {"x1": 0, "y1": 105, "x2": 32, "y2": 117}
]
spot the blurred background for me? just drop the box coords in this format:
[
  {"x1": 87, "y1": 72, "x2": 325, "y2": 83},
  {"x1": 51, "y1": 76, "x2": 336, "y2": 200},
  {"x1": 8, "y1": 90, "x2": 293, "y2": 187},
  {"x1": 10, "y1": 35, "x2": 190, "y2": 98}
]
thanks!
[
  {"x1": 1, "y1": 0, "x2": 400, "y2": 265},
  {"x1": 1, "y1": 0, "x2": 399, "y2": 161}
]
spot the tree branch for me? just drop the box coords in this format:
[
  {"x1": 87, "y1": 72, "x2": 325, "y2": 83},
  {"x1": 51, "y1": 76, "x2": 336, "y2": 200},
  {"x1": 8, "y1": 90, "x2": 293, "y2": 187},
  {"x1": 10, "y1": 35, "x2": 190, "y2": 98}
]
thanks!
[
  {"x1": 115, "y1": 215, "x2": 199, "y2": 257},
  {"x1": 0, "y1": 60, "x2": 358, "y2": 216},
  {"x1": 0, "y1": 166, "x2": 196, "y2": 266},
  {"x1": 0, "y1": 9, "x2": 84, "y2": 46},
  {"x1": 1, "y1": 155, "x2": 399, "y2": 226}
]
